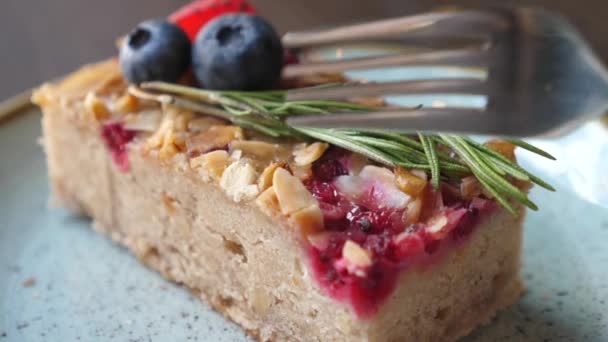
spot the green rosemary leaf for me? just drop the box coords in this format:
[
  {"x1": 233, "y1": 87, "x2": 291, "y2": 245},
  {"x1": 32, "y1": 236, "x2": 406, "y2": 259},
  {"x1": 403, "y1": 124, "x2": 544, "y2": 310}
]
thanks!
[
  {"x1": 286, "y1": 100, "x2": 369, "y2": 111},
  {"x1": 142, "y1": 82, "x2": 248, "y2": 111},
  {"x1": 449, "y1": 136, "x2": 538, "y2": 210},
  {"x1": 347, "y1": 135, "x2": 429, "y2": 163},
  {"x1": 224, "y1": 94, "x2": 267, "y2": 114},
  {"x1": 222, "y1": 90, "x2": 286, "y2": 101},
  {"x1": 223, "y1": 104, "x2": 252, "y2": 116},
  {"x1": 395, "y1": 161, "x2": 435, "y2": 170},
  {"x1": 419, "y1": 133, "x2": 441, "y2": 188},
  {"x1": 477, "y1": 150, "x2": 508, "y2": 176},
  {"x1": 364, "y1": 130, "x2": 460, "y2": 164},
  {"x1": 233, "y1": 117, "x2": 283, "y2": 137},
  {"x1": 296, "y1": 128, "x2": 396, "y2": 166},
  {"x1": 285, "y1": 104, "x2": 331, "y2": 115},
  {"x1": 357, "y1": 130, "x2": 427, "y2": 152},
  {"x1": 489, "y1": 158, "x2": 530, "y2": 181},
  {"x1": 508, "y1": 139, "x2": 556, "y2": 160},
  {"x1": 476, "y1": 176, "x2": 517, "y2": 215},
  {"x1": 463, "y1": 137, "x2": 555, "y2": 191}
]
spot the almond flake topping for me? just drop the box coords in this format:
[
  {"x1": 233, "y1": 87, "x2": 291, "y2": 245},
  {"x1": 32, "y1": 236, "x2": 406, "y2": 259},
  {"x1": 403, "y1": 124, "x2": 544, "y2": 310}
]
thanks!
[
  {"x1": 342, "y1": 240, "x2": 372, "y2": 268},
  {"x1": 425, "y1": 214, "x2": 449, "y2": 237},
  {"x1": 293, "y1": 142, "x2": 329, "y2": 166},
  {"x1": 114, "y1": 93, "x2": 139, "y2": 113},
  {"x1": 257, "y1": 162, "x2": 282, "y2": 192},
  {"x1": 230, "y1": 140, "x2": 284, "y2": 160},
  {"x1": 220, "y1": 160, "x2": 259, "y2": 202},
  {"x1": 124, "y1": 110, "x2": 162, "y2": 132},
  {"x1": 289, "y1": 204, "x2": 323, "y2": 237},
  {"x1": 186, "y1": 125, "x2": 243, "y2": 157},
  {"x1": 307, "y1": 232, "x2": 332, "y2": 250},
  {"x1": 255, "y1": 187, "x2": 281, "y2": 217},
  {"x1": 190, "y1": 150, "x2": 231, "y2": 181},
  {"x1": 395, "y1": 167, "x2": 428, "y2": 197},
  {"x1": 272, "y1": 167, "x2": 318, "y2": 215},
  {"x1": 84, "y1": 92, "x2": 110, "y2": 121}
]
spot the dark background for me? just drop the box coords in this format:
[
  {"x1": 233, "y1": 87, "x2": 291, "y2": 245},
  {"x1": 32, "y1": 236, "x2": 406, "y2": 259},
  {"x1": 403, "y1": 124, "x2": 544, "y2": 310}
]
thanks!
[{"x1": 2, "y1": 0, "x2": 608, "y2": 100}]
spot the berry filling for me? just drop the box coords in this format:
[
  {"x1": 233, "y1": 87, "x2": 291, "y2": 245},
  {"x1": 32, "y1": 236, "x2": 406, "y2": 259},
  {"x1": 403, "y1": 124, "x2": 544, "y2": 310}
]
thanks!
[
  {"x1": 305, "y1": 149, "x2": 496, "y2": 317},
  {"x1": 101, "y1": 122, "x2": 136, "y2": 172}
]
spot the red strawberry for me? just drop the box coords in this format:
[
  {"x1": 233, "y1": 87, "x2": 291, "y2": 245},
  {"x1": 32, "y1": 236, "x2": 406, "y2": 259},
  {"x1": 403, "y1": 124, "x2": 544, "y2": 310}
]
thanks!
[{"x1": 170, "y1": 0, "x2": 256, "y2": 41}]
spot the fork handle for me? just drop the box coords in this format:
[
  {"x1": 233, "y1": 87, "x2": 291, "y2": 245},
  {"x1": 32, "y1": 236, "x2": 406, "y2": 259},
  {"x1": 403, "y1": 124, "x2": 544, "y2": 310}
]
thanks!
[{"x1": 282, "y1": 10, "x2": 505, "y2": 48}]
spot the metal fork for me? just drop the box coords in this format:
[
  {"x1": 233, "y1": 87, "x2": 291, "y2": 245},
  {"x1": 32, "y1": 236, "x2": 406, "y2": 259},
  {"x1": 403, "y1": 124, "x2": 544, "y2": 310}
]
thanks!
[{"x1": 282, "y1": 7, "x2": 608, "y2": 137}]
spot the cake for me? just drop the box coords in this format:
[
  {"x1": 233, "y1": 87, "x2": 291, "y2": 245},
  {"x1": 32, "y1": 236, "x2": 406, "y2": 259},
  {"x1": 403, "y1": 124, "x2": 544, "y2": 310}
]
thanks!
[{"x1": 32, "y1": 2, "x2": 554, "y2": 341}]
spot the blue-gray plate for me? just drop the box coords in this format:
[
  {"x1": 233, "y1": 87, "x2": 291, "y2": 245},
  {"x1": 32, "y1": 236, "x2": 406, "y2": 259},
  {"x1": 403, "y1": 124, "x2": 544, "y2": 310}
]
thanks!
[{"x1": 1, "y1": 58, "x2": 607, "y2": 341}]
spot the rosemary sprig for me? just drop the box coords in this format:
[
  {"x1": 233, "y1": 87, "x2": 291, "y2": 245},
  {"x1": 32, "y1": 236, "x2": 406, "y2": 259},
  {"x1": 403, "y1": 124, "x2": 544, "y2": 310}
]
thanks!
[
  {"x1": 130, "y1": 82, "x2": 555, "y2": 214},
  {"x1": 419, "y1": 133, "x2": 441, "y2": 189}
]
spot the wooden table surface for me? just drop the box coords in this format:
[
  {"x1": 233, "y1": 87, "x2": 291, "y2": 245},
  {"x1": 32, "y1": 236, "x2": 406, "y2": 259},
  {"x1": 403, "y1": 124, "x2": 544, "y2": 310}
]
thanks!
[{"x1": 2, "y1": 0, "x2": 607, "y2": 100}]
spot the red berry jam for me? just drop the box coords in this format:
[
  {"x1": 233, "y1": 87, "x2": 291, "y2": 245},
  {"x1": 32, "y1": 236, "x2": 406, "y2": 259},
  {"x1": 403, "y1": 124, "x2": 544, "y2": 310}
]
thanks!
[
  {"x1": 305, "y1": 150, "x2": 496, "y2": 317},
  {"x1": 101, "y1": 122, "x2": 136, "y2": 172}
]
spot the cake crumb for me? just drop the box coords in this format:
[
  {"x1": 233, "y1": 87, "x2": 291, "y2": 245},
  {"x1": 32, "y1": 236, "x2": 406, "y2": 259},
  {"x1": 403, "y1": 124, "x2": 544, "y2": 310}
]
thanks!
[{"x1": 22, "y1": 277, "x2": 36, "y2": 288}]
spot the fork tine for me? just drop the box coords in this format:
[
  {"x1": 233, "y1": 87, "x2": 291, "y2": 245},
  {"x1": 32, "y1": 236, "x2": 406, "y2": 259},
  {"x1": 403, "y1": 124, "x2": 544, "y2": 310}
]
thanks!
[
  {"x1": 282, "y1": 10, "x2": 503, "y2": 48},
  {"x1": 286, "y1": 108, "x2": 508, "y2": 135},
  {"x1": 283, "y1": 48, "x2": 488, "y2": 78},
  {"x1": 286, "y1": 78, "x2": 487, "y2": 101}
]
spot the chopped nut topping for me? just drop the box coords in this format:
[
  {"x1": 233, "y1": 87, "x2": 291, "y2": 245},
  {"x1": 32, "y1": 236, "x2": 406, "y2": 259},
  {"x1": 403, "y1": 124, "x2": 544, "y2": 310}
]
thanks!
[
  {"x1": 230, "y1": 140, "x2": 285, "y2": 161},
  {"x1": 159, "y1": 140, "x2": 179, "y2": 161},
  {"x1": 342, "y1": 240, "x2": 372, "y2": 268},
  {"x1": 289, "y1": 163, "x2": 313, "y2": 181},
  {"x1": 230, "y1": 149, "x2": 243, "y2": 161},
  {"x1": 293, "y1": 142, "x2": 329, "y2": 166},
  {"x1": 186, "y1": 125, "x2": 243, "y2": 157},
  {"x1": 485, "y1": 139, "x2": 516, "y2": 161},
  {"x1": 220, "y1": 160, "x2": 259, "y2": 202},
  {"x1": 403, "y1": 197, "x2": 423, "y2": 226},
  {"x1": 115, "y1": 93, "x2": 139, "y2": 113},
  {"x1": 257, "y1": 162, "x2": 282, "y2": 192},
  {"x1": 174, "y1": 110, "x2": 195, "y2": 132},
  {"x1": 348, "y1": 153, "x2": 369, "y2": 176},
  {"x1": 273, "y1": 168, "x2": 318, "y2": 215},
  {"x1": 395, "y1": 167, "x2": 428, "y2": 197},
  {"x1": 145, "y1": 108, "x2": 187, "y2": 161},
  {"x1": 289, "y1": 204, "x2": 323, "y2": 237},
  {"x1": 425, "y1": 214, "x2": 449, "y2": 238},
  {"x1": 123, "y1": 110, "x2": 162, "y2": 132},
  {"x1": 307, "y1": 232, "x2": 332, "y2": 250},
  {"x1": 190, "y1": 150, "x2": 231, "y2": 181},
  {"x1": 146, "y1": 115, "x2": 172, "y2": 150},
  {"x1": 187, "y1": 116, "x2": 228, "y2": 133},
  {"x1": 255, "y1": 187, "x2": 281, "y2": 217},
  {"x1": 460, "y1": 176, "x2": 482, "y2": 199},
  {"x1": 84, "y1": 92, "x2": 110, "y2": 121},
  {"x1": 411, "y1": 169, "x2": 428, "y2": 182}
]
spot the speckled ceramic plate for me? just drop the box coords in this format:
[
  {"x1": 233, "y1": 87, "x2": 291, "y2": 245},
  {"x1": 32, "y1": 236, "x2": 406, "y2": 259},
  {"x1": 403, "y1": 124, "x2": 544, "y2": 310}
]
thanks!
[{"x1": 1, "y1": 64, "x2": 607, "y2": 341}]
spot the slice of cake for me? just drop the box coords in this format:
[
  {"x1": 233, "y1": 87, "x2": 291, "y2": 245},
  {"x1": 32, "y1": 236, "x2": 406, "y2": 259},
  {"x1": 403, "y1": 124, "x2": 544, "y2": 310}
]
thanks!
[
  {"x1": 32, "y1": 2, "x2": 554, "y2": 341},
  {"x1": 33, "y1": 59, "x2": 528, "y2": 342}
]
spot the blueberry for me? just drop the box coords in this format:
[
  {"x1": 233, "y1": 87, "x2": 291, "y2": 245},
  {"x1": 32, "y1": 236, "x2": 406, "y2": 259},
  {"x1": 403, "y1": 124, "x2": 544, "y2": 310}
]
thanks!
[
  {"x1": 192, "y1": 14, "x2": 283, "y2": 90},
  {"x1": 119, "y1": 20, "x2": 191, "y2": 84}
]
